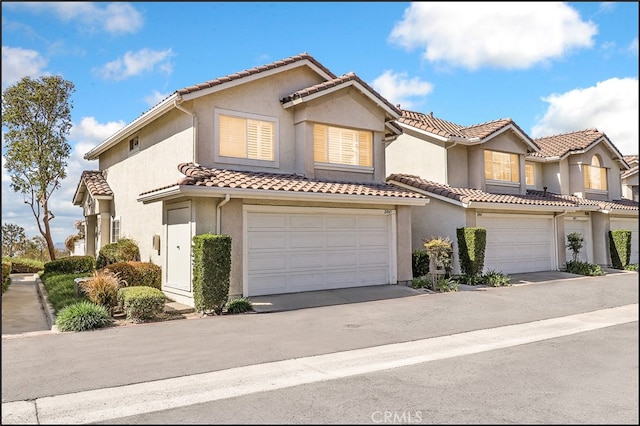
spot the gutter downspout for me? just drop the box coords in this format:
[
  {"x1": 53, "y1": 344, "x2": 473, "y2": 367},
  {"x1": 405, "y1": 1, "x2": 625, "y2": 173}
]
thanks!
[
  {"x1": 553, "y1": 210, "x2": 569, "y2": 270},
  {"x1": 173, "y1": 99, "x2": 198, "y2": 164},
  {"x1": 216, "y1": 194, "x2": 231, "y2": 234}
]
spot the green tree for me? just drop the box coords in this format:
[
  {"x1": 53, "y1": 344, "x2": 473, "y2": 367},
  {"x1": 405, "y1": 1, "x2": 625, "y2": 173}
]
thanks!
[
  {"x1": 1, "y1": 223, "x2": 27, "y2": 257},
  {"x1": 23, "y1": 236, "x2": 50, "y2": 262},
  {"x1": 2, "y1": 76, "x2": 75, "y2": 260}
]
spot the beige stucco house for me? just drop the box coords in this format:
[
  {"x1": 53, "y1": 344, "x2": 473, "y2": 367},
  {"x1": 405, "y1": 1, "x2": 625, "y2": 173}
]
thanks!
[
  {"x1": 386, "y1": 110, "x2": 638, "y2": 274},
  {"x1": 72, "y1": 53, "x2": 428, "y2": 307},
  {"x1": 622, "y1": 155, "x2": 638, "y2": 202}
]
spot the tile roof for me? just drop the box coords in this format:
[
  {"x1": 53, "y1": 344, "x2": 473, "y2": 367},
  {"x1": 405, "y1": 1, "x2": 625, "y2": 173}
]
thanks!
[
  {"x1": 529, "y1": 128, "x2": 611, "y2": 158},
  {"x1": 623, "y1": 154, "x2": 638, "y2": 165},
  {"x1": 140, "y1": 163, "x2": 427, "y2": 200},
  {"x1": 281, "y1": 72, "x2": 401, "y2": 116},
  {"x1": 176, "y1": 52, "x2": 336, "y2": 96},
  {"x1": 386, "y1": 174, "x2": 637, "y2": 211},
  {"x1": 80, "y1": 171, "x2": 113, "y2": 197},
  {"x1": 398, "y1": 110, "x2": 536, "y2": 148}
]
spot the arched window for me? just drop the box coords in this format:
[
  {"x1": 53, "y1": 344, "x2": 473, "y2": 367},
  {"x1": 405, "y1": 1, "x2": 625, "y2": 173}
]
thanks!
[{"x1": 584, "y1": 155, "x2": 607, "y2": 190}]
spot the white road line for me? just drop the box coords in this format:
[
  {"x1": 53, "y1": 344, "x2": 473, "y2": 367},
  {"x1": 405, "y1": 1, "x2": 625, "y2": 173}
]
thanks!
[{"x1": 2, "y1": 304, "x2": 637, "y2": 425}]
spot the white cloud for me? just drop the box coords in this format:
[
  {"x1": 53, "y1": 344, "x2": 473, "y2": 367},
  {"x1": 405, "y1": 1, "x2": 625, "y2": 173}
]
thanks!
[
  {"x1": 94, "y1": 48, "x2": 175, "y2": 81},
  {"x1": 144, "y1": 90, "x2": 172, "y2": 107},
  {"x1": 1, "y1": 46, "x2": 48, "y2": 88},
  {"x1": 531, "y1": 77, "x2": 639, "y2": 156},
  {"x1": 4, "y1": 2, "x2": 143, "y2": 35},
  {"x1": 389, "y1": 2, "x2": 597, "y2": 70},
  {"x1": 371, "y1": 70, "x2": 433, "y2": 110}
]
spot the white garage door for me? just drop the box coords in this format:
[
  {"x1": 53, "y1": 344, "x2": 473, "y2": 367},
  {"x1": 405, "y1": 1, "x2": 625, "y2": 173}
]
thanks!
[
  {"x1": 245, "y1": 207, "x2": 395, "y2": 296},
  {"x1": 477, "y1": 214, "x2": 554, "y2": 274},
  {"x1": 610, "y1": 218, "x2": 639, "y2": 264},
  {"x1": 564, "y1": 217, "x2": 591, "y2": 263}
]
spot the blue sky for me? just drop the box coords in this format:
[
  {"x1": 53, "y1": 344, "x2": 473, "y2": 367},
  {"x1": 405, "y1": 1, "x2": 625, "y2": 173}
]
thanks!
[{"x1": 2, "y1": 1, "x2": 638, "y2": 244}]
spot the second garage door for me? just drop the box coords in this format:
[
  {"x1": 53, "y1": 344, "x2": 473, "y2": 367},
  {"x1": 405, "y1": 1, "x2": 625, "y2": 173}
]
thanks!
[
  {"x1": 477, "y1": 214, "x2": 555, "y2": 274},
  {"x1": 245, "y1": 207, "x2": 395, "y2": 296}
]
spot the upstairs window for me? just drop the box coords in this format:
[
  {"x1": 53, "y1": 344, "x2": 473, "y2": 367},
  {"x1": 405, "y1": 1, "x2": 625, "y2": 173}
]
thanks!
[
  {"x1": 484, "y1": 150, "x2": 519, "y2": 183},
  {"x1": 525, "y1": 163, "x2": 535, "y2": 186},
  {"x1": 216, "y1": 110, "x2": 277, "y2": 165},
  {"x1": 584, "y1": 155, "x2": 607, "y2": 190},
  {"x1": 313, "y1": 124, "x2": 372, "y2": 168}
]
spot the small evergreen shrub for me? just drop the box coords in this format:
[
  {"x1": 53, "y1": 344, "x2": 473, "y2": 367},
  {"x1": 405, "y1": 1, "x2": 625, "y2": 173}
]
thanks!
[
  {"x1": 103, "y1": 261, "x2": 162, "y2": 289},
  {"x1": 55, "y1": 301, "x2": 113, "y2": 332},
  {"x1": 411, "y1": 275, "x2": 431, "y2": 289},
  {"x1": 609, "y1": 229, "x2": 632, "y2": 269},
  {"x1": 565, "y1": 260, "x2": 605, "y2": 276},
  {"x1": 412, "y1": 249, "x2": 429, "y2": 278},
  {"x1": 44, "y1": 255, "x2": 95, "y2": 274},
  {"x1": 482, "y1": 270, "x2": 511, "y2": 287},
  {"x1": 225, "y1": 297, "x2": 253, "y2": 314},
  {"x1": 435, "y1": 276, "x2": 459, "y2": 292},
  {"x1": 96, "y1": 238, "x2": 141, "y2": 269},
  {"x1": 81, "y1": 270, "x2": 122, "y2": 312},
  {"x1": 625, "y1": 263, "x2": 638, "y2": 271},
  {"x1": 117, "y1": 286, "x2": 166, "y2": 322},
  {"x1": 6, "y1": 258, "x2": 44, "y2": 273},
  {"x1": 192, "y1": 234, "x2": 232, "y2": 315},
  {"x1": 456, "y1": 227, "x2": 486, "y2": 277}
]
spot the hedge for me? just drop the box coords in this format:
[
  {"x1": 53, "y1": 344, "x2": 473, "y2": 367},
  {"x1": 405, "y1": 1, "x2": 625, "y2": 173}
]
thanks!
[
  {"x1": 117, "y1": 286, "x2": 166, "y2": 322},
  {"x1": 456, "y1": 227, "x2": 486, "y2": 277},
  {"x1": 412, "y1": 249, "x2": 429, "y2": 278},
  {"x1": 44, "y1": 256, "x2": 96, "y2": 274},
  {"x1": 609, "y1": 229, "x2": 632, "y2": 269},
  {"x1": 192, "y1": 234, "x2": 232, "y2": 314},
  {"x1": 103, "y1": 261, "x2": 161, "y2": 289},
  {"x1": 3, "y1": 257, "x2": 44, "y2": 273},
  {"x1": 2, "y1": 260, "x2": 11, "y2": 294},
  {"x1": 96, "y1": 238, "x2": 141, "y2": 269}
]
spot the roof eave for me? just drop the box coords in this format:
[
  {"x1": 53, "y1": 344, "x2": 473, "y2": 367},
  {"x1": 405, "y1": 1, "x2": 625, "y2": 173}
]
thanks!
[
  {"x1": 84, "y1": 93, "x2": 179, "y2": 160},
  {"x1": 138, "y1": 185, "x2": 429, "y2": 206}
]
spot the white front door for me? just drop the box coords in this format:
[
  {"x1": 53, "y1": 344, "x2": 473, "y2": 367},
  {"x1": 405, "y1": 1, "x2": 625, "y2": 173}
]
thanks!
[
  {"x1": 477, "y1": 214, "x2": 555, "y2": 274},
  {"x1": 244, "y1": 206, "x2": 395, "y2": 296},
  {"x1": 166, "y1": 205, "x2": 192, "y2": 292}
]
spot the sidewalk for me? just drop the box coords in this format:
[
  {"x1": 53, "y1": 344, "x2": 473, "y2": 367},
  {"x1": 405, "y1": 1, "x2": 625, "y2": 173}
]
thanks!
[{"x1": 1, "y1": 274, "x2": 50, "y2": 335}]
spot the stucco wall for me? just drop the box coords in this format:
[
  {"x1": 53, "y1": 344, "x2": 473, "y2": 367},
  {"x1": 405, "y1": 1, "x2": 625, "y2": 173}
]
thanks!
[
  {"x1": 385, "y1": 130, "x2": 447, "y2": 183},
  {"x1": 622, "y1": 172, "x2": 638, "y2": 199},
  {"x1": 447, "y1": 144, "x2": 468, "y2": 187},
  {"x1": 410, "y1": 198, "x2": 465, "y2": 275},
  {"x1": 591, "y1": 211, "x2": 610, "y2": 265},
  {"x1": 568, "y1": 144, "x2": 624, "y2": 200}
]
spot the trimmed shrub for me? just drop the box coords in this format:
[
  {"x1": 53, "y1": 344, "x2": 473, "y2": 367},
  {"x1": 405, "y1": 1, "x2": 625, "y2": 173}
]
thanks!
[
  {"x1": 412, "y1": 249, "x2": 429, "y2": 278},
  {"x1": 96, "y1": 238, "x2": 141, "y2": 269},
  {"x1": 44, "y1": 255, "x2": 95, "y2": 274},
  {"x1": 225, "y1": 297, "x2": 253, "y2": 314},
  {"x1": 103, "y1": 261, "x2": 161, "y2": 289},
  {"x1": 482, "y1": 269, "x2": 511, "y2": 287},
  {"x1": 192, "y1": 234, "x2": 232, "y2": 315},
  {"x1": 81, "y1": 270, "x2": 122, "y2": 312},
  {"x1": 609, "y1": 229, "x2": 632, "y2": 269},
  {"x1": 2, "y1": 260, "x2": 11, "y2": 294},
  {"x1": 456, "y1": 227, "x2": 486, "y2": 277},
  {"x1": 117, "y1": 286, "x2": 166, "y2": 322},
  {"x1": 55, "y1": 301, "x2": 113, "y2": 332},
  {"x1": 6, "y1": 257, "x2": 44, "y2": 273},
  {"x1": 566, "y1": 260, "x2": 605, "y2": 276}
]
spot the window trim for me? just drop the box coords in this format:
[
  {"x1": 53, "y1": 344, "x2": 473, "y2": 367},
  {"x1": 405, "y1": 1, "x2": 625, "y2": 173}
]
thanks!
[
  {"x1": 583, "y1": 156, "x2": 607, "y2": 191},
  {"x1": 313, "y1": 123, "x2": 374, "y2": 171},
  {"x1": 214, "y1": 108, "x2": 279, "y2": 168}
]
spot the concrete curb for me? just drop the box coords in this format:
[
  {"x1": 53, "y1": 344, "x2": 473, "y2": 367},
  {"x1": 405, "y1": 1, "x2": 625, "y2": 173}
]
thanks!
[{"x1": 34, "y1": 274, "x2": 56, "y2": 331}]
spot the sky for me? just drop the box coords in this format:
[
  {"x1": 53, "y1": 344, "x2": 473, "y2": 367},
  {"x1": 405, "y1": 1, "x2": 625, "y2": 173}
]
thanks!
[{"x1": 2, "y1": 1, "x2": 638, "y2": 245}]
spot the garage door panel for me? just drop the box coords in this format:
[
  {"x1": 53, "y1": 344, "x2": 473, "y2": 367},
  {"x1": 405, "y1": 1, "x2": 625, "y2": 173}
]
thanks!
[
  {"x1": 289, "y1": 233, "x2": 324, "y2": 248},
  {"x1": 478, "y1": 215, "x2": 554, "y2": 274},
  {"x1": 247, "y1": 209, "x2": 392, "y2": 296}
]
